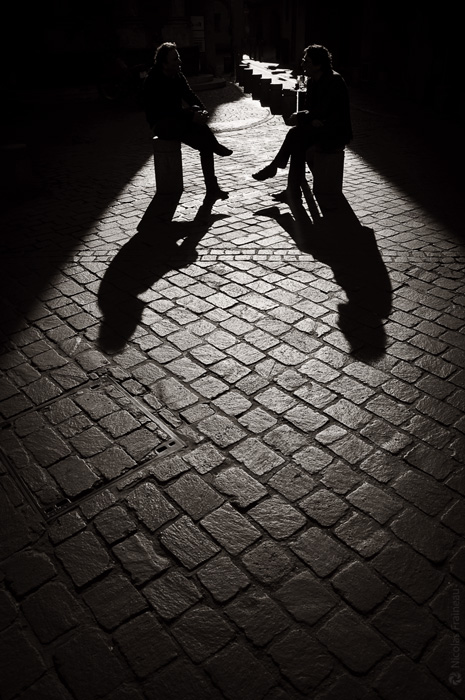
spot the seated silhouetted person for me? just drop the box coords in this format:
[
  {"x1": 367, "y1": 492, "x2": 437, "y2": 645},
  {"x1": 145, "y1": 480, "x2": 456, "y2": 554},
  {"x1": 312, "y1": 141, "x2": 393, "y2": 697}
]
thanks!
[
  {"x1": 143, "y1": 42, "x2": 232, "y2": 200},
  {"x1": 253, "y1": 44, "x2": 352, "y2": 197}
]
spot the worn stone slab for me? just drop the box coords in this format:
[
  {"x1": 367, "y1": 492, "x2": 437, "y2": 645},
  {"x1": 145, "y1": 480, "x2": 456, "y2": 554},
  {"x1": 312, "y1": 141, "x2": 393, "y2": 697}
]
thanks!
[
  {"x1": 248, "y1": 496, "x2": 306, "y2": 539},
  {"x1": 197, "y1": 554, "x2": 250, "y2": 602},
  {"x1": 225, "y1": 589, "x2": 290, "y2": 648},
  {"x1": 201, "y1": 504, "x2": 261, "y2": 555},
  {"x1": 113, "y1": 612, "x2": 178, "y2": 679},
  {"x1": 2, "y1": 549, "x2": 56, "y2": 596},
  {"x1": 204, "y1": 642, "x2": 275, "y2": 700},
  {"x1": 143, "y1": 569, "x2": 202, "y2": 620},
  {"x1": 331, "y1": 561, "x2": 389, "y2": 613},
  {"x1": 21, "y1": 581, "x2": 83, "y2": 642},
  {"x1": 112, "y1": 532, "x2": 170, "y2": 584},
  {"x1": 275, "y1": 570, "x2": 337, "y2": 624},
  {"x1": 53, "y1": 628, "x2": 128, "y2": 700},
  {"x1": 82, "y1": 573, "x2": 147, "y2": 630},
  {"x1": 268, "y1": 628, "x2": 333, "y2": 693},
  {"x1": 317, "y1": 609, "x2": 390, "y2": 673},
  {"x1": 126, "y1": 482, "x2": 178, "y2": 531},
  {"x1": 291, "y1": 527, "x2": 351, "y2": 576},
  {"x1": 0, "y1": 625, "x2": 47, "y2": 698},
  {"x1": 372, "y1": 541, "x2": 444, "y2": 603},
  {"x1": 242, "y1": 541, "x2": 295, "y2": 585},
  {"x1": 172, "y1": 604, "x2": 235, "y2": 662},
  {"x1": 55, "y1": 531, "x2": 113, "y2": 587},
  {"x1": 160, "y1": 516, "x2": 220, "y2": 569}
]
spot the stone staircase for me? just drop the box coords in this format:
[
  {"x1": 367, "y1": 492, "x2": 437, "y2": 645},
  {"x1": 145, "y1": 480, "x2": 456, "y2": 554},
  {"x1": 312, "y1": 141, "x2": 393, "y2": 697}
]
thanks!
[{"x1": 236, "y1": 59, "x2": 301, "y2": 117}]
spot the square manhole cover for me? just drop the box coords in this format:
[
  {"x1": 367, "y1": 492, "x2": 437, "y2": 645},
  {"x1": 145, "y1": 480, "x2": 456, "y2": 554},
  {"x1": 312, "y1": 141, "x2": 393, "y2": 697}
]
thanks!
[{"x1": 0, "y1": 376, "x2": 184, "y2": 520}]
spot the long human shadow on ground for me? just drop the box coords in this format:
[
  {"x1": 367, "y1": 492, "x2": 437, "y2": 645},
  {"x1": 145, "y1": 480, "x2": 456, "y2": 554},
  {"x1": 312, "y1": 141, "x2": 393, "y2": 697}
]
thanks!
[
  {"x1": 256, "y1": 186, "x2": 393, "y2": 361},
  {"x1": 97, "y1": 193, "x2": 227, "y2": 353}
]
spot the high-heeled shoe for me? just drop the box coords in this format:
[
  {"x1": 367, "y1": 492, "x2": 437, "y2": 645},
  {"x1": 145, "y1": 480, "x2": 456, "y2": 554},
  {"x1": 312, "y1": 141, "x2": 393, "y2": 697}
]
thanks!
[
  {"x1": 215, "y1": 145, "x2": 233, "y2": 157},
  {"x1": 206, "y1": 185, "x2": 229, "y2": 200},
  {"x1": 252, "y1": 163, "x2": 277, "y2": 181}
]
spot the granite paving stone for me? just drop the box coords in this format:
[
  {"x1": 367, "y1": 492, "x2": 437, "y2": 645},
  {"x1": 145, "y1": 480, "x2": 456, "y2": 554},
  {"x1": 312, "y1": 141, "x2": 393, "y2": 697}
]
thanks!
[
  {"x1": 94, "y1": 504, "x2": 138, "y2": 543},
  {"x1": 299, "y1": 488, "x2": 349, "y2": 526},
  {"x1": 334, "y1": 511, "x2": 391, "y2": 557},
  {"x1": 275, "y1": 570, "x2": 337, "y2": 624},
  {"x1": 0, "y1": 626, "x2": 47, "y2": 699},
  {"x1": 204, "y1": 642, "x2": 276, "y2": 700},
  {"x1": 183, "y1": 442, "x2": 225, "y2": 473},
  {"x1": 225, "y1": 588, "x2": 290, "y2": 646},
  {"x1": 0, "y1": 590, "x2": 17, "y2": 632},
  {"x1": 160, "y1": 515, "x2": 221, "y2": 569},
  {"x1": 112, "y1": 532, "x2": 170, "y2": 584},
  {"x1": 291, "y1": 527, "x2": 351, "y2": 576},
  {"x1": 316, "y1": 609, "x2": 390, "y2": 673},
  {"x1": 113, "y1": 612, "x2": 178, "y2": 678},
  {"x1": 55, "y1": 530, "x2": 114, "y2": 587},
  {"x1": 53, "y1": 627, "x2": 128, "y2": 699},
  {"x1": 213, "y1": 466, "x2": 268, "y2": 507},
  {"x1": 171, "y1": 604, "x2": 235, "y2": 662},
  {"x1": 372, "y1": 542, "x2": 444, "y2": 603},
  {"x1": 1, "y1": 549, "x2": 56, "y2": 596},
  {"x1": 197, "y1": 414, "x2": 247, "y2": 447},
  {"x1": 373, "y1": 655, "x2": 453, "y2": 700},
  {"x1": 330, "y1": 561, "x2": 390, "y2": 613},
  {"x1": 268, "y1": 629, "x2": 333, "y2": 694},
  {"x1": 13, "y1": 674, "x2": 75, "y2": 700},
  {"x1": 210, "y1": 357, "x2": 251, "y2": 383},
  {"x1": 125, "y1": 482, "x2": 178, "y2": 531},
  {"x1": 263, "y1": 424, "x2": 309, "y2": 455},
  {"x1": 201, "y1": 504, "x2": 261, "y2": 554},
  {"x1": 390, "y1": 507, "x2": 455, "y2": 563},
  {"x1": 268, "y1": 464, "x2": 316, "y2": 501},
  {"x1": 230, "y1": 437, "x2": 285, "y2": 475},
  {"x1": 21, "y1": 580, "x2": 84, "y2": 643},
  {"x1": 143, "y1": 660, "x2": 223, "y2": 700},
  {"x1": 143, "y1": 568, "x2": 203, "y2": 619},
  {"x1": 166, "y1": 472, "x2": 224, "y2": 520},
  {"x1": 82, "y1": 573, "x2": 147, "y2": 630},
  {"x1": 248, "y1": 496, "x2": 306, "y2": 539},
  {"x1": 196, "y1": 554, "x2": 250, "y2": 602},
  {"x1": 372, "y1": 594, "x2": 438, "y2": 659},
  {"x1": 346, "y1": 482, "x2": 403, "y2": 524}
]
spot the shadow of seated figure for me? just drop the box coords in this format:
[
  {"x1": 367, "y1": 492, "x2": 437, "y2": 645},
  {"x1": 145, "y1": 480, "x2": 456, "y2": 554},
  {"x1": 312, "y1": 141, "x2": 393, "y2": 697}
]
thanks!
[
  {"x1": 97, "y1": 193, "x2": 226, "y2": 354},
  {"x1": 255, "y1": 190, "x2": 392, "y2": 360}
]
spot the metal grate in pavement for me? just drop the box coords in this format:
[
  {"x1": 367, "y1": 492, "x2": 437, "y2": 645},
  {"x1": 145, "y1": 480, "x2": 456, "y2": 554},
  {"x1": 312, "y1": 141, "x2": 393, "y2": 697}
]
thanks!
[{"x1": 0, "y1": 376, "x2": 184, "y2": 521}]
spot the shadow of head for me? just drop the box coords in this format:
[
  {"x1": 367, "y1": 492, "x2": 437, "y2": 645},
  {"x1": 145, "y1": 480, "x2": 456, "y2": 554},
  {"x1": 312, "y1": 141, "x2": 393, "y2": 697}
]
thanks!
[{"x1": 97, "y1": 193, "x2": 226, "y2": 353}]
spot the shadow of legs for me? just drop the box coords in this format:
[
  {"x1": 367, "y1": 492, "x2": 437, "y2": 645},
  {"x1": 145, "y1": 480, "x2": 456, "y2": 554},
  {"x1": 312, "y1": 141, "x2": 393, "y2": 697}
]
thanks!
[
  {"x1": 255, "y1": 191, "x2": 392, "y2": 359},
  {"x1": 97, "y1": 195, "x2": 220, "y2": 353}
]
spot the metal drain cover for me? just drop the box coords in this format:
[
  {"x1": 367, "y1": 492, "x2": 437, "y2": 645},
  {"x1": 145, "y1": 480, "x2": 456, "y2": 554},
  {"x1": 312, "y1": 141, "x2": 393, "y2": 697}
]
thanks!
[{"x1": 0, "y1": 376, "x2": 184, "y2": 520}]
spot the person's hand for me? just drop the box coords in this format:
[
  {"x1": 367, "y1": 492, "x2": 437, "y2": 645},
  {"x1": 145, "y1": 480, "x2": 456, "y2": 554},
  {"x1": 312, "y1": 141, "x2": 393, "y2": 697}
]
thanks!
[
  {"x1": 286, "y1": 112, "x2": 298, "y2": 126},
  {"x1": 193, "y1": 109, "x2": 209, "y2": 124}
]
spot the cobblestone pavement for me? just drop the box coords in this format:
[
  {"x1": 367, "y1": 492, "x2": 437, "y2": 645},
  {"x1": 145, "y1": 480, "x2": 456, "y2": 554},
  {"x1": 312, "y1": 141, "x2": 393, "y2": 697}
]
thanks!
[{"x1": 0, "y1": 80, "x2": 464, "y2": 700}]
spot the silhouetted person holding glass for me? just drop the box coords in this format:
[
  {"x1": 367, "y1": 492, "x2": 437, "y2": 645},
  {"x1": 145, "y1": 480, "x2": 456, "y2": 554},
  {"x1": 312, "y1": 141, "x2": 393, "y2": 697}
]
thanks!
[
  {"x1": 253, "y1": 44, "x2": 352, "y2": 197},
  {"x1": 143, "y1": 42, "x2": 232, "y2": 200}
]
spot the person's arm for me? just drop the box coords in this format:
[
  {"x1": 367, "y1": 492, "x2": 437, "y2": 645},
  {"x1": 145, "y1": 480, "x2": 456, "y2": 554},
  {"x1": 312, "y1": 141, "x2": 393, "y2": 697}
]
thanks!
[
  {"x1": 180, "y1": 73, "x2": 207, "y2": 113},
  {"x1": 312, "y1": 74, "x2": 348, "y2": 129}
]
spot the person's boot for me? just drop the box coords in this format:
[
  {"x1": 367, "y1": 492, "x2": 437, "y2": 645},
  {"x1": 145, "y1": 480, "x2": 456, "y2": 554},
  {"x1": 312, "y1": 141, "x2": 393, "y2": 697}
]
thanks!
[
  {"x1": 206, "y1": 177, "x2": 229, "y2": 200},
  {"x1": 215, "y1": 144, "x2": 233, "y2": 157},
  {"x1": 252, "y1": 163, "x2": 278, "y2": 180},
  {"x1": 201, "y1": 152, "x2": 229, "y2": 200}
]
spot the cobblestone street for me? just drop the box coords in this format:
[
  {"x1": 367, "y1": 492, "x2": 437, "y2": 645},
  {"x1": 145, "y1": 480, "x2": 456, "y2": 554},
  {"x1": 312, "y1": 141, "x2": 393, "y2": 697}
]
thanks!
[{"x1": 0, "y1": 77, "x2": 464, "y2": 699}]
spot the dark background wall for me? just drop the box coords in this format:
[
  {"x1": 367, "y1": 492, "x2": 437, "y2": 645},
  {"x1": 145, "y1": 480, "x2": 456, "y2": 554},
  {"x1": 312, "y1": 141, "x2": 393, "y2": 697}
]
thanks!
[{"x1": 2, "y1": 0, "x2": 462, "y2": 119}]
